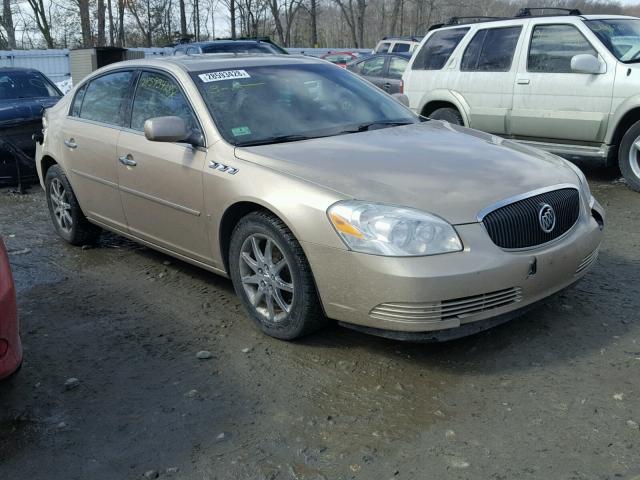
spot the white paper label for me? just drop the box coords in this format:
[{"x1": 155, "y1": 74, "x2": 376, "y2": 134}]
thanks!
[{"x1": 198, "y1": 70, "x2": 251, "y2": 82}]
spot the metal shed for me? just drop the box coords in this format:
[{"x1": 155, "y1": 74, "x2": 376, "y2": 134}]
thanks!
[{"x1": 69, "y1": 47, "x2": 145, "y2": 84}]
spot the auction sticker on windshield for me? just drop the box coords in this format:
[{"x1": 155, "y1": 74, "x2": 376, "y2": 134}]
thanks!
[{"x1": 198, "y1": 70, "x2": 251, "y2": 82}]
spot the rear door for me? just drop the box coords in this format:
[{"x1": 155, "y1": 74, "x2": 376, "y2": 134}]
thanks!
[
  {"x1": 358, "y1": 56, "x2": 388, "y2": 89},
  {"x1": 510, "y1": 20, "x2": 615, "y2": 142},
  {"x1": 449, "y1": 24, "x2": 524, "y2": 135},
  {"x1": 383, "y1": 55, "x2": 409, "y2": 94},
  {"x1": 61, "y1": 70, "x2": 134, "y2": 231},
  {"x1": 116, "y1": 69, "x2": 212, "y2": 263}
]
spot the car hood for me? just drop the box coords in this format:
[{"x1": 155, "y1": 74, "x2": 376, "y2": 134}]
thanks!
[
  {"x1": 235, "y1": 122, "x2": 580, "y2": 224},
  {"x1": 0, "y1": 97, "x2": 60, "y2": 127}
]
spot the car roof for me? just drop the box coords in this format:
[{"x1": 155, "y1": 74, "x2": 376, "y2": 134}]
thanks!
[
  {"x1": 180, "y1": 40, "x2": 273, "y2": 47},
  {"x1": 0, "y1": 66, "x2": 42, "y2": 73},
  {"x1": 429, "y1": 13, "x2": 638, "y2": 31}
]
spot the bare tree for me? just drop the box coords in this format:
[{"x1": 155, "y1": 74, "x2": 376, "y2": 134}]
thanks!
[
  {"x1": 108, "y1": 0, "x2": 115, "y2": 44},
  {"x1": 76, "y1": 0, "x2": 92, "y2": 46},
  {"x1": 179, "y1": 0, "x2": 187, "y2": 35},
  {"x1": 0, "y1": 0, "x2": 17, "y2": 48},
  {"x1": 98, "y1": 0, "x2": 106, "y2": 45},
  {"x1": 26, "y1": 0, "x2": 55, "y2": 47}
]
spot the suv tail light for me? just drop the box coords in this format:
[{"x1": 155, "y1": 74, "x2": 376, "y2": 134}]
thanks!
[{"x1": 399, "y1": 79, "x2": 404, "y2": 94}]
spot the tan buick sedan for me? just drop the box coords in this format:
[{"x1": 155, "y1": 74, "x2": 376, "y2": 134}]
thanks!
[{"x1": 36, "y1": 54, "x2": 604, "y2": 341}]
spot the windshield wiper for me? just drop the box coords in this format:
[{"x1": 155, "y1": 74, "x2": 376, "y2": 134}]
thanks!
[
  {"x1": 235, "y1": 134, "x2": 317, "y2": 147},
  {"x1": 337, "y1": 120, "x2": 415, "y2": 134}
]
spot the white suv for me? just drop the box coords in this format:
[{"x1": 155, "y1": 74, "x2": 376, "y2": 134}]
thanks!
[{"x1": 403, "y1": 12, "x2": 640, "y2": 191}]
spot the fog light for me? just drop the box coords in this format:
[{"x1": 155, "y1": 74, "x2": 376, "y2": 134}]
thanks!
[{"x1": 0, "y1": 339, "x2": 8, "y2": 359}]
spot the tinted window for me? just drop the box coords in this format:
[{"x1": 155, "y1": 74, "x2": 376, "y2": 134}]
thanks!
[
  {"x1": 461, "y1": 26, "x2": 521, "y2": 71},
  {"x1": 377, "y1": 42, "x2": 391, "y2": 53},
  {"x1": 80, "y1": 71, "x2": 133, "y2": 125},
  {"x1": 412, "y1": 28, "x2": 469, "y2": 70},
  {"x1": 130, "y1": 71, "x2": 198, "y2": 133},
  {"x1": 0, "y1": 71, "x2": 60, "y2": 100},
  {"x1": 361, "y1": 56, "x2": 385, "y2": 76},
  {"x1": 392, "y1": 43, "x2": 411, "y2": 52},
  {"x1": 388, "y1": 56, "x2": 409, "y2": 79},
  {"x1": 528, "y1": 24, "x2": 597, "y2": 73},
  {"x1": 70, "y1": 84, "x2": 87, "y2": 117}
]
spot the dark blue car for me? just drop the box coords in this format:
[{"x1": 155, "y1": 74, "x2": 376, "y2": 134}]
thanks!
[{"x1": 0, "y1": 67, "x2": 62, "y2": 187}]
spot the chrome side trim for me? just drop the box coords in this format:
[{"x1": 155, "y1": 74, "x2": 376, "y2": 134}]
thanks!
[
  {"x1": 119, "y1": 186, "x2": 201, "y2": 217},
  {"x1": 477, "y1": 183, "x2": 579, "y2": 222},
  {"x1": 71, "y1": 169, "x2": 118, "y2": 188}
]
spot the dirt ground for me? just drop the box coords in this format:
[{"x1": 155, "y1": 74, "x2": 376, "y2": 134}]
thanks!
[{"x1": 0, "y1": 166, "x2": 639, "y2": 480}]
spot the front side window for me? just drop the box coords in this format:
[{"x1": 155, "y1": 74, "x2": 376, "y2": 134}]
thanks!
[
  {"x1": 192, "y1": 63, "x2": 417, "y2": 147},
  {"x1": 392, "y1": 43, "x2": 411, "y2": 53},
  {"x1": 130, "y1": 71, "x2": 199, "y2": 133},
  {"x1": 586, "y1": 19, "x2": 640, "y2": 62},
  {"x1": 528, "y1": 24, "x2": 597, "y2": 73},
  {"x1": 461, "y1": 26, "x2": 522, "y2": 72},
  {"x1": 388, "y1": 56, "x2": 409, "y2": 79},
  {"x1": 79, "y1": 71, "x2": 133, "y2": 126},
  {"x1": 361, "y1": 56, "x2": 385, "y2": 76},
  {"x1": 412, "y1": 28, "x2": 470, "y2": 70},
  {"x1": 0, "y1": 71, "x2": 60, "y2": 100}
]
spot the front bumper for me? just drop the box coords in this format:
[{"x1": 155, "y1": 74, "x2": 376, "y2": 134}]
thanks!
[{"x1": 303, "y1": 200, "x2": 604, "y2": 334}]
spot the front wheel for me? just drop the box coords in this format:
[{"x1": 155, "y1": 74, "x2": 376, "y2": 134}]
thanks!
[
  {"x1": 428, "y1": 107, "x2": 463, "y2": 125},
  {"x1": 45, "y1": 165, "x2": 101, "y2": 245},
  {"x1": 229, "y1": 211, "x2": 327, "y2": 340},
  {"x1": 618, "y1": 120, "x2": 640, "y2": 192}
]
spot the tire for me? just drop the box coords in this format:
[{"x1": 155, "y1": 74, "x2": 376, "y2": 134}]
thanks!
[
  {"x1": 229, "y1": 211, "x2": 327, "y2": 340},
  {"x1": 618, "y1": 119, "x2": 640, "y2": 192},
  {"x1": 428, "y1": 107, "x2": 464, "y2": 125},
  {"x1": 45, "y1": 165, "x2": 101, "y2": 245}
]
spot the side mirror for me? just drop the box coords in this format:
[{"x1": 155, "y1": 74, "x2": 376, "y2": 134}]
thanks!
[
  {"x1": 144, "y1": 116, "x2": 203, "y2": 146},
  {"x1": 571, "y1": 54, "x2": 604, "y2": 74},
  {"x1": 391, "y1": 93, "x2": 410, "y2": 107}
]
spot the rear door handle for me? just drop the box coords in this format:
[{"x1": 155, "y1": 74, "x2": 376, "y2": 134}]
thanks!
[
  {"x1": 118, "y1": 155, "x2": 137, "y2": 167},
  {"x1": 517, "y1": 78, "x2": 530, "y2": 85},
  {"x1": 64, "y1": 139, "x2": 77, "y2": 149}
]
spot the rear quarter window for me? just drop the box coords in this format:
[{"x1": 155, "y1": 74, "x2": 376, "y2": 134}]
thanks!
[{"x1": 412, "y1": 28, "x2": 470, "y2": 70}]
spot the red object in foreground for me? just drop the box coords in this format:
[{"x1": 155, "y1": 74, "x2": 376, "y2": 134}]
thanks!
[{"x1": 0, "y1": 237, "x2": 22, "y2": 379}]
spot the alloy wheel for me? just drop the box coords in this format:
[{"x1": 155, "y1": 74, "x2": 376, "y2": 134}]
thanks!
[
  {"x1": 50, "y1": 177, "x2": 73, "y2": 233},
  {"x1": 239, "y1": 234, "x2": 294, "y2": 323},
  {"x1": 629, "y1": 137, "x2": 640, "y2": 180}
]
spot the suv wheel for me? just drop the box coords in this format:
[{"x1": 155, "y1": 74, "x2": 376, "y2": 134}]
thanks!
[
  {"x1": 45, "y1": 165, "x2": 101, "y2": 245},
  {"x1": 229, "y1": 211, "x2": 327, "y2": 340},
  {"x1": 619, "y1": 120, "x2": 640, "y2": 192},
  {"x1": 429, "y1": 107, "x2": 463, "y2": 125}
]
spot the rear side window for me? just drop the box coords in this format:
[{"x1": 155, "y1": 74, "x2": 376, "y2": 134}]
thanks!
[
  {"x1": 528, "y1": 24, "x2": 597, "y2": 73},
  {"x1": 388, "y1": 56, "x2": 409, "y2": 79},
  {"x1": 461, "y1": 26, "x2": 522, "y2": 72},
  {"x1": 79, "y1": 71, "x2": 133, "y2": 126},
  {"x1": 377, "y1": 42, "x2": 391, "y2": 53},
  {"x1": 130, "y1": 71, "x2": 199, "y2": 133},
  {"x1": 70, "y1": 84, "x2": 87, "y2": 117},
  {"x1": 392, "y1": 43, "x2": 411, "y2": 53},
  {"x1": 412, "y1": 28, "x2": 469, "y2": 70}
]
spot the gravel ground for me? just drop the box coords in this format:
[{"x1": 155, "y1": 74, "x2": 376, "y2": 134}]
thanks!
[{"x1": 0, "y1": 167, "x2": 639, "y2": 480}]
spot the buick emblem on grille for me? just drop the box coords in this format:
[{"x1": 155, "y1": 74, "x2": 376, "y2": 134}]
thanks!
[{"x1": 538, "y1": 203, "x2": 556, "y2": 233}]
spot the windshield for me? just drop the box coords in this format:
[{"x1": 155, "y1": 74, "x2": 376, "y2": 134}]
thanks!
[
  {"x1": 586, "y1": 19, "x2": 640, "y2": 62},
  {"x1": 191, "y1": 63, "x2": 417, "y2": 147},
  {"x1": 0, "y1": 71, "x2": 60, "y2": 100},
  {"x1": 201, "y1": 43, "x2": 286, "y2": 55}
]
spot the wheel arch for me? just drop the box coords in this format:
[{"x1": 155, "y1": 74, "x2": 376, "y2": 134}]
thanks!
[
  {"x1": 40, "y1": 155, "x2": 58, "y2": 188},
  {"x1": 609, "y1": 106, "x2": 640, "y2": 160},
  {"x1": 418, "y1": 92, "x2": 469, "y2": 126}
]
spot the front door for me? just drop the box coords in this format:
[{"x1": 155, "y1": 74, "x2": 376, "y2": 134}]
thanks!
[
  {"x1": 359, "y1": 56, "x2": 388, "y2": 89},
  {"x1": 116, "y1": 70, "x2": 212, "y2": 263},
  {"x1": 510, "y1": 22, "x2": 615, "y2": 143},
  {"x1": 61, "y1": 70, "x2": 134, "y2": 231}
]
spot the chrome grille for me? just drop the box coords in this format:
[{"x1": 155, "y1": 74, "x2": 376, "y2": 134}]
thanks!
[
  {"x1": 482, "y1": 188, "x2": 580, "y2": 249},
  {"x1": 370, "y1": 287, "x2": 522, "y2": 323},
  {"x1": 575, "y1": 247, "x2": 599, "y2": 275}
]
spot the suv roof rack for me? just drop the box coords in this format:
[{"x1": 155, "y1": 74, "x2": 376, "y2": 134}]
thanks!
[
  {"x1": 515, "y1": 7, "x2": 582, "y2": 17},
  {"x1": 427, "y1": 16, "x2": 506, "y2": 31},
  {"x1": 381, "y1": 35, "x2": 423, "y2": 42}
]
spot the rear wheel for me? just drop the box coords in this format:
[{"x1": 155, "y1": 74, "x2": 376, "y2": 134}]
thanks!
[
  {"x1": 619, "y1": 120, "x2": 640, "y2": 192},
  {"x1": 229, "y1": 211, "x2": 327, "y2": 340},
  {"x1": 45, "y1": 165, "x2": 101, "y2": 245},
  {"x1": 428, "y1": 107, "x2": 463, "y2": 125}
]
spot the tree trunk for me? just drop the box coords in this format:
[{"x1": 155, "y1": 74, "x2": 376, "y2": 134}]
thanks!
[
  {"x1": 97, "y1": 0, "x2": 106, "y2": 45},
  {"x1": 145, "y1": 0, "x2": 152, "y2": 46},
  {"x1": 78, "y1": 0, "x2": 92, "y2": 47},
  {"x1": 179, "y1": 0, "x2": 187, "y2": 36},
  {"x1": 230, "y1": 0, "x2": 236, "y2": 38},
  {"x1": 108, "y1": 0, "x2": 115, "y2": 45},
  {"x1": 356, "y1": 0, "x2": 365, "y2": 48},
  {"x1": 389, "y1": 0, "x2": 402, "y2": 35},
  {"x1": 26, "y1": 0, "x2": 55, "y2": 48},
  {"x1": 309, "y1": 0, "x2": 317, "y2": 47},
  {"x1": 118, "y1": 0, "x2": 125, "y2": 46},
  {"x1": 1, "y1": 0, "x2": 17, "y2": 49}
]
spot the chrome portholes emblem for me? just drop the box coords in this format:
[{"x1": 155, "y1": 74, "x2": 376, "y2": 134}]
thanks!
[
  {"x1": 538, "y1": 203, "x2": 556, "y2": 233},
  {"x1": 208, "y1": 161, "x2": 238, "y2": 174}
]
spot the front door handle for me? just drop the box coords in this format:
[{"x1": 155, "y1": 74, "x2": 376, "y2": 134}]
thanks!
[
  {"x1": 517, "y1": 78, "x2": 530, "y2": 85},
  {"x1": 64, "y1": 138, "x2": 77, "y2": 149},
  {"x1": 118, "y1": 155, "x2": 137, "y2": 167}
]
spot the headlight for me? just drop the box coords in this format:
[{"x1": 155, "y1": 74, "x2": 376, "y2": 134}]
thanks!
[
  {"x1": 566, "y1": 161, "x2": 593, "y2": 207},
  {"x1": 327, "y1": 201, "x2": 463, "y2": 256}
]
